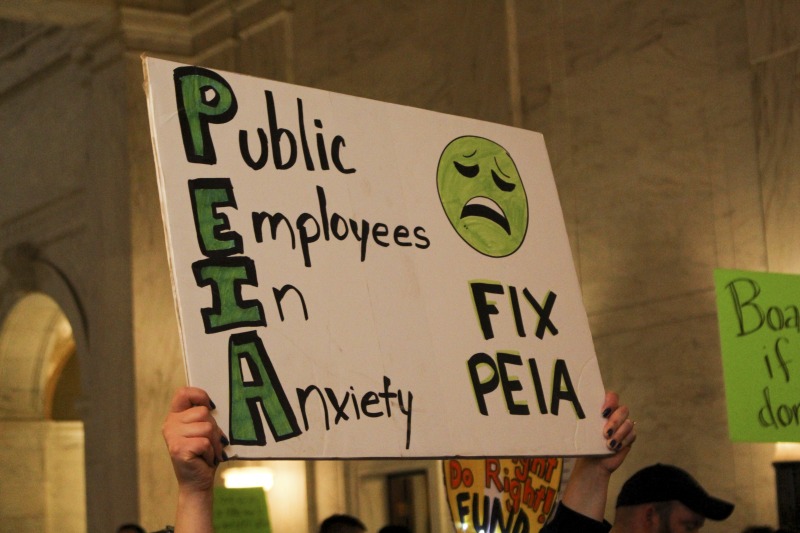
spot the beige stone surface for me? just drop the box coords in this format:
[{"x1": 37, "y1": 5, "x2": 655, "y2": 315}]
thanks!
[
  {"x1": 45, "y1": 422, "x2": 86, "y2": 533},
  {"x1": 128, "y1": 51, "x2": 185, "y2": 529},
  {"x1": 746, "y1": 0, "x2": 800, "y2": 63},
  {"x1": 516, "y1": 1, "x2": 777, "y2": 530},
  {"x1": 292, "y1": 1, "x2": 512, "y2": 123},
  {"x1": 754, "y1": 50, "x2": 800, "y2": 274},
  {"x1": 0, "y1": 421, "x2": 85, "y2": 532},
  {"x1": 3, "y1": 0, "x2": 800, "y2": 531}
]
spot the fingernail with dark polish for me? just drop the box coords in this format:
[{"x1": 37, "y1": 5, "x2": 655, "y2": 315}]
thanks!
[
  {"x1": 606, "y1": 428, "x2": 613, "y2": 437},
  {"x1": 221, "y1": 435, "x2": 230, "y2": 446},
  {"x1": 209, "y1": 399, "x2": 217, "y2": 410},
  {"x1": 602, "y1": 408, "x2": 612, "y2": 418},
  {"x1": 609, "y1": 440, "x2": 617, "y2": 448},
  {"x1": 616, "y1": 441, "x2": 623, "y2": 450}
]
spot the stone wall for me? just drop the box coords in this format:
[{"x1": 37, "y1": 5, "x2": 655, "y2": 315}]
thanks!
[
  {"x1": 3, "y1": 0, "x2": 800, "y2": 531},
  {"x1": 0, "y1": 14, "x2": 137, "y2": 532},
  {"x1": 0, "y1": 421, "x2": 86, "y2": 532}
]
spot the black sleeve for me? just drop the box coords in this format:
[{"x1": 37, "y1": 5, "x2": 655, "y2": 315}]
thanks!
[{"x1": 541, "y1": 503, "x2": 612, "y2": 533}]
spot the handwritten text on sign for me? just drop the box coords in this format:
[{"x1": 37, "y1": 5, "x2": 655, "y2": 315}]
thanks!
[
  {"x1": 144, "y1": 57, "x2": 608, "y2": 458},
  {"x1": 444, "y1": 458, "x2": 563, "y2": 533},
  {"x1": 714, "y1": 269, "x2": 800, "y2": 442}
]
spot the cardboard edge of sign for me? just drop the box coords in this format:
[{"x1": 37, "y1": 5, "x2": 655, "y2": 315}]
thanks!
[
  {"x1": 140, "y1": 54, "x2": 617, "y2": 460},
  {"x1": 142, "y1": 53, "x2": 192, "y2": 385}
]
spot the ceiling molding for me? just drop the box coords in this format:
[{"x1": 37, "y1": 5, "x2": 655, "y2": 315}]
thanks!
[
  {"x1": 0, "y1": 0, "x2": 115, "y2": 27},
  {"x1": 0, "y1": 14, "x2": 119, "y2": 97},
  {"x1": 121, "y1": 0, "x2": 289, "y2": 57},
  {"x1": 0, "y1": 0, "x2": 291, "y2": 95},
  {"x1": 0, "y1": 0, "x2": 291, "y2": 56}
]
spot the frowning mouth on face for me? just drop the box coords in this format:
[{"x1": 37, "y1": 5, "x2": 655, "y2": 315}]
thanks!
[{"x1": 460, "y1": 196, "x2": 511, "y2": 235}]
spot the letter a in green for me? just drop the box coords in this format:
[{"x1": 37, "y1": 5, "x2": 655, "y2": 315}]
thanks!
[{"x1": 228, "y1": 331, "x2": 301, "y2": 445}]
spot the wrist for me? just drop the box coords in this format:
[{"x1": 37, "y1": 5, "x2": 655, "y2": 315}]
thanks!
[
  {"x1": 561, "y1": 458, "x2": 613, "y2": 521},
  {"x1": 572, "y1": 457, "x2": 614, "y2": 483},
  {"x1": 177, "y1": 484, "x2": 214, "y2": 506},
  {"x1": 175, "y1": 487, "x2": 214, "y2": 533}
]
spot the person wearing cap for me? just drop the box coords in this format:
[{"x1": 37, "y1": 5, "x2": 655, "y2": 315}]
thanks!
[
  {"x1": 543, "y1": 420, "x2": 734, "y2": 533},
  {"x1": 613, "y1": 463, "x2": 734, "y2": 531}
]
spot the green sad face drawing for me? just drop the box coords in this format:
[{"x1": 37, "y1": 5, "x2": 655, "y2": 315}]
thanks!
[{"x1": 437, "y1": 136, "x2": 528, "y2": 257}]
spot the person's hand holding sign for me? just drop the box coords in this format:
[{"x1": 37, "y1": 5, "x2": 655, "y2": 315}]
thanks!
[
  {"x1": 554, "y1": 391, "x2": 637, "y2": 524},
  {"x1": 162, "y1": 386, "x2": 228, "y2": 533},
  {"x1": 598, "y1": 391, "x2": 636, "y2": 471}
]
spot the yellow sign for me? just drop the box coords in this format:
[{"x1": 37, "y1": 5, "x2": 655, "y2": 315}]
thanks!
[{"x1": 444, "y1": 458, "x2": 563, "y2": 532}]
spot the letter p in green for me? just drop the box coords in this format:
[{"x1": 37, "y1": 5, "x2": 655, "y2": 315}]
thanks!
[{"x1": 174, "y1": 66, "x2": 238, "y2": 164}]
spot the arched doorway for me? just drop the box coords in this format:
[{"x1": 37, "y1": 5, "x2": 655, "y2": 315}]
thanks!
[{"x1": 0, "y1": 292, "x2": 86, "y2": 531}]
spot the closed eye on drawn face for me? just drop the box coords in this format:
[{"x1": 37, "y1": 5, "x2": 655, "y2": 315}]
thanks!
[
  {"x1": 454, "y1": 161, "x2": 479, "y2": 178},
  {"x1": 491, "y1": 169, "x2": 516, "y2": 192}
]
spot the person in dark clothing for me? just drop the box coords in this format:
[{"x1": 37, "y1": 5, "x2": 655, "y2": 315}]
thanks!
[
  {"x1": 117, "y1": 524, "x2": 146, "y2": 533},
  {"x1": 543, "y1": 397, "x2": 734, "y2": 533},
  {"x1": 319, "y1": 513, "x2": 367, "y2": 533},
  {"x1": 379, "y1": 526, "x2": 411, "y2": 533}
]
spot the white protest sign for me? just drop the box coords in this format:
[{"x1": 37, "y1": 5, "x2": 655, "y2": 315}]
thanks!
[{"x1": 143, "y1": 56, "x2": 608, "y2": 459}]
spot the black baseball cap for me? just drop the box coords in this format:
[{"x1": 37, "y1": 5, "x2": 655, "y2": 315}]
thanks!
[{"x1": 616, "y1": 463, "x2": 734, "y2": 520}]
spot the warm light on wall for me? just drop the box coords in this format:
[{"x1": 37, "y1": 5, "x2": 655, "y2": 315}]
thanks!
[
  {"x1": 221, "y1": 467, "x2": 274, "y2": 491},
  {"x1": 774, "y1": 442, "x2": 800, "y2": 462},
  {"x1": 217, "y1": 461, "x2": 309, "y2": 531}
]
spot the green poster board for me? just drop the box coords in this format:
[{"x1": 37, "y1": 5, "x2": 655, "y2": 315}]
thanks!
[
  {"x1": 714, "y1": 269, "x2": 800, "y2": 442},
  {"x1": 213, "y1": 487, "x2": 271, "y2": 533}
]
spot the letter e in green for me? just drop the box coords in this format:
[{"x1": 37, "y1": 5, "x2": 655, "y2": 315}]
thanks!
[{"x1": 189, "y1": 178, "x2": 243, "y2": 258}]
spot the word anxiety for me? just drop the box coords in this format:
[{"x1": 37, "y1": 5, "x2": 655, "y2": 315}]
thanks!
[{"x1": 228, "y1": 331, "x2": 413, "y2": 449}]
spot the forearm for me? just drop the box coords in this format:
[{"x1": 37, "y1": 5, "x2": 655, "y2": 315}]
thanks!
[
  {"x1": 542, "y1": 501, "x2": 611, "y2": 533},
  {"x1": 549, "y1": 391, "x2": 635, "y2": 527},
  {"x1": 559, "y1": 457, "x2": 612, "y2": 522},
  {"x1": 174, "y1": 487, "x2": 214, "y2": 533},
  {"x1": 164, "y1": 387, "x2": 225, "y2": 533}
]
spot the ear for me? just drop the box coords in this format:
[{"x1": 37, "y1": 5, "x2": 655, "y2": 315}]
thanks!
[{"x1": 644, "y1": 504, "x2": 658, "y2": 526}]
